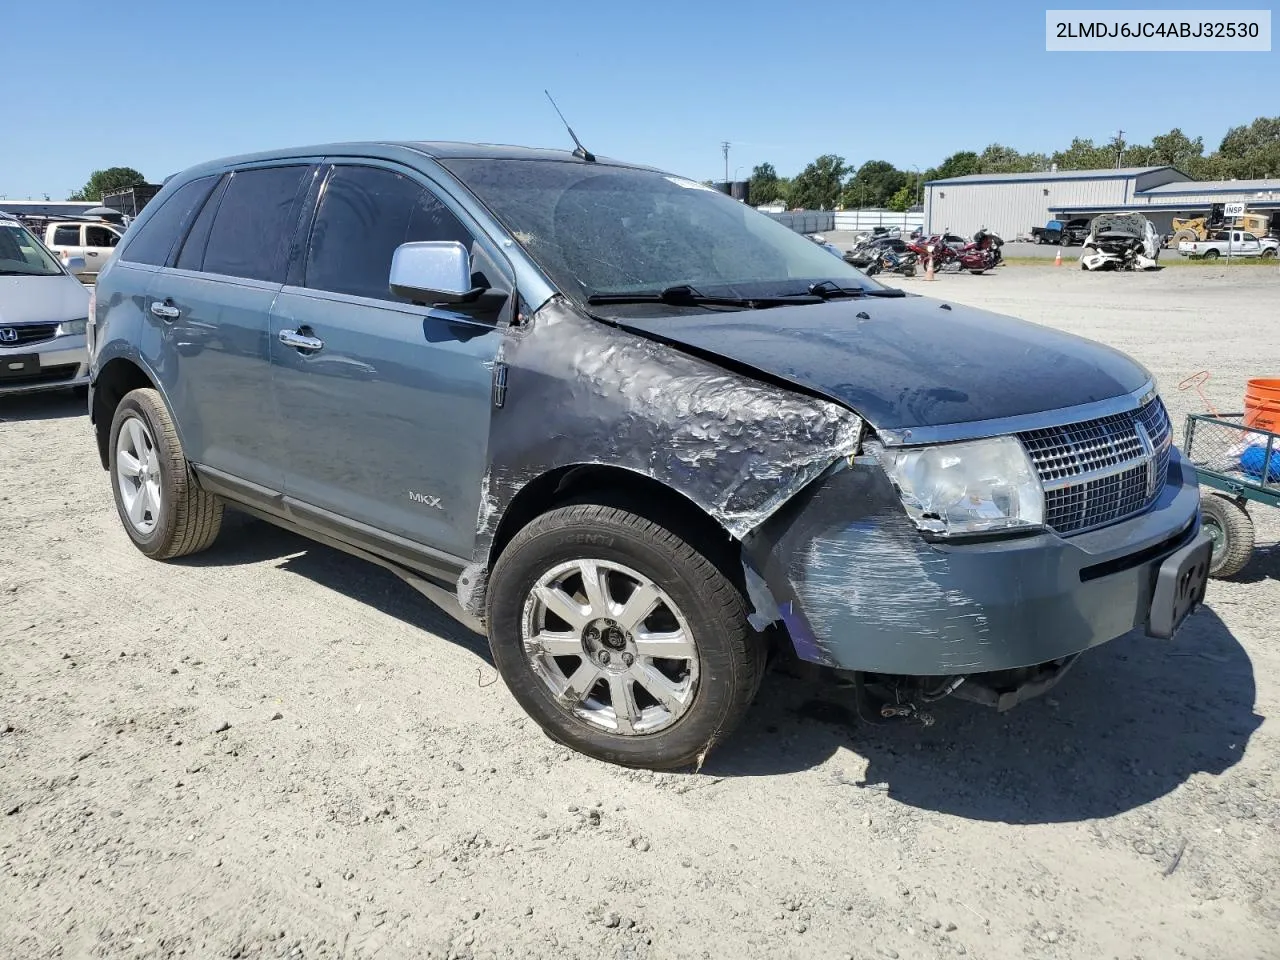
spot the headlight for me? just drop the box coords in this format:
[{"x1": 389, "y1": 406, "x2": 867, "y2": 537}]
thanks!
[
  {"x1": 877, "y1": 435, "x2": 1043, "y2": 537},
  {"x1": 60, "y1": 318, "x2": 88, "y2": 335}
]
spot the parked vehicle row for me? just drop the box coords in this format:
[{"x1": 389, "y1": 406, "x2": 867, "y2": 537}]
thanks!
[{"x1": 7, "y1": 213, "x2": 124, "y2": 280}]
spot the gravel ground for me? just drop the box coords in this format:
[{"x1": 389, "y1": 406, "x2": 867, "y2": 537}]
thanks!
[{"x1": 2, "y1": 266, "x2": 1278, "y2": 960}]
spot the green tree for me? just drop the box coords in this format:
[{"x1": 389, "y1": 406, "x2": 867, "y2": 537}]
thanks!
[
  {"x1": 748, "y1": 162, "x2": 783, "y2": 206},
  {"x1": 926, "y1": 151, "x2": 980, "y2": 181},
  {"x1": 886, "y1": 184, "x2": 914, "y2": 212},
  {"x1": 1051, "y1": 138, "x2": 1114, "y2": 170},
  {"x1": 977, "y1": 143, "x2": 1044, "y2": 174},
  {"x1": 68, "y1": 166, "x2": 146, "y2": 202},
  {"x1": 841, "y1": 160, "x2": 907, "y2": 208},
  {"x1": 1147, "y1": 128, "x2": 1205, "y2": 169},
  {"x1": 788, "y1": 154, "x2": 850, "y2": 210},
  {"x1": 1216, "y1": 116, "x2": 1280, "y2": 177}
]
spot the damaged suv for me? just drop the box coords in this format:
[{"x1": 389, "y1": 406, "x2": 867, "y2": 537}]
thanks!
[{"x1": 89, "y1": 143, "x2": 1211, "y2": 768}]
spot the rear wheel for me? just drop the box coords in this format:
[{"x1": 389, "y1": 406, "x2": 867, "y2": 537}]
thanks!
[
  {"x1": 486, "y1": 502, "x2": 765, "y2": 769},
  {"x1": 1200, "y1": 493, "x2": 1254, "y2": 578},
  {"x1": 109, "y1": 388, "x2": 223, "y2": 559},
  {"x1": 1203, "y1": 248, "x2": 1220, "y2": 260}
]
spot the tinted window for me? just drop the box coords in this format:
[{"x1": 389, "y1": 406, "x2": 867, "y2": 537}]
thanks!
[
  {"x1": 53, "y1": 225, "x2": 80, "y2": 245},
  {"x1": 202, "y1": 166, "x2": 307, "y2": 282},
  {"x1": 304, "y1": 165, "x2": 474, "y2": 301},
  {"x1": 85, "y1": 225, "x2": 119, "y2": 247},
  {"x1": 175, "y1": 175, "x2": 229, "y2": 271},
  {"x1": 120, "y1": 176, "x2": 217, "y2": 266}
]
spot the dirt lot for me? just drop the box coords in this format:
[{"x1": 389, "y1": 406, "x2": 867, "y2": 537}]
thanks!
[{"x1": 2, "y1": 266, "x2": 1278, "y2": 960}]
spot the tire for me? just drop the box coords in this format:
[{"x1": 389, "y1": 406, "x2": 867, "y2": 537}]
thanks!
[
  {"x1": 486, "y1": 502, "x2": 766, "y2": 769},
  {"x1": 1261, "y1": 248, "x2": 1276, "y2": 259},
  {"x1": 108, "y1": 387, "x2": 223, "y2": 560},
  {"x1": 1203, "y1": 248, "x2": 1220, "y2": 260},
  {"x1": 1200, "y1": 493, "x2": 1254, "y2": 578}
]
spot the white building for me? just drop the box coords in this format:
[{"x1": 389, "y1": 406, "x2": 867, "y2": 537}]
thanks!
[{"x1": 922, "y1": 167, "x2": 1192, "y2": 239}]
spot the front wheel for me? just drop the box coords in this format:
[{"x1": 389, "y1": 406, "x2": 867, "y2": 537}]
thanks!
[
  {"x1": 1200, "y1": 493, "x2": 1254, "y2": 578},
  {"x1": 1261, "y1": 248, "x2": 1276, "y2": 259},
  {"x1": 486, "y1": 502, "x2": 766, "y2": 769}
]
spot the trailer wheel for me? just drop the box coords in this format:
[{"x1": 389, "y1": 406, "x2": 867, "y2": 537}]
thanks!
[{"x1": 1200, "y1": 493, "x2": 1254, "y2": 578}]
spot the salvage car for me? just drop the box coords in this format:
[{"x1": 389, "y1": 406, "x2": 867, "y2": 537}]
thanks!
[
  {"x1": 88, "y1": 143, "x2": 1211, "y2": 768},
  {"x1": 1080, "y1": 213, "x2": 1162, "y2": 271},
  {"x1": 0, "y1": 214, "x2": 91, "y2": 395}
]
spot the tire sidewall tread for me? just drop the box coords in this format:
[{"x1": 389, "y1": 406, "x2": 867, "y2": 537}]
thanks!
[{"x1": 487, "y1": 502, "x2": 763, "y2": 769}]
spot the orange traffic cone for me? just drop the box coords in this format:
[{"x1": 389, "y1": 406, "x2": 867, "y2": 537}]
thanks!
[
  {"x1": 924, "y1": 246, "x2": 936, "y2": 281},
  {"x1": 1054, "y1": 246, "x2": 1063, "y2": 267}
]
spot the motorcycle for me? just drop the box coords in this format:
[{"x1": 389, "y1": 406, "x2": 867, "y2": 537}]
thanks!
[
  {"x1": 908, "y1": 232, "x2": 995, "y2": 274},
  {"x1": 863, "y1": 246, "x2": 918, "y2": 277},
  {"x1": 966, "y1": 227, "x2": 1004, "y2": 267}
]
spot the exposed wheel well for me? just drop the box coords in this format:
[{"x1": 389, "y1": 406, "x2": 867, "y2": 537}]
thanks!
[
  {"x1": 488, "y1": 465, "x2": 740, "y2": 581},
  {"x1": 92, "y1": 358, "x2": 154, "y2": 469}
]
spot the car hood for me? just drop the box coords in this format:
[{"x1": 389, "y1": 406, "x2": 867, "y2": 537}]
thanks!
[
  {"x1": 605, "y1": 295, "x2": 1150, "y2": 432},
  {"x1": 0, "y1": 274, "x2": 89, "y2": 325}
]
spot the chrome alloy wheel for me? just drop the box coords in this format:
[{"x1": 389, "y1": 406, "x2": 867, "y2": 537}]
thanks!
[
  {"x1": 521, "y1": 559, "x2": 699, "y2": 735},
  {"x1": 115, "y1": 416, "x2": 162, "y2": 535}
]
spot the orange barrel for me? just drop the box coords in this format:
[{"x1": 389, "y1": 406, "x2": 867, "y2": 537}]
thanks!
[{"x1": 1244, "y1": 378, "x2": 1280, "y2": 432}]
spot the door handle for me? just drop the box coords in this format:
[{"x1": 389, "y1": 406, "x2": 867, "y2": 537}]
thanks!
[
  {"x1": 279, "y1": 329, "x2": 325, "y2": 352},
  {"x1": 150, "y1": 301, "x2": 180, "y2": 320}
]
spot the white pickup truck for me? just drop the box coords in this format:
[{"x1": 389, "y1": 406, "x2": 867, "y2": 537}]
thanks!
[
  {"x1": 1178, "y1": 229, "x2": 1279, "y2": 260},
  {"x1": 30, "y1": 220, "x2": 125, "y2": 279}
]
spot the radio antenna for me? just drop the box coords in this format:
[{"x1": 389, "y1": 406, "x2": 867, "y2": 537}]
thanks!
[{"x1": 544, "y1": 90, "x2": 595, "y2": 162}]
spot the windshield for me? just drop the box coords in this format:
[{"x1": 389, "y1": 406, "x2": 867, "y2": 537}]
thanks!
[
  {"x1": 442, "y1": 159, "x2": 881, "y2": 302},
  {"x1": 0, "y1": 221, "x2": 64, "y2": 276}
]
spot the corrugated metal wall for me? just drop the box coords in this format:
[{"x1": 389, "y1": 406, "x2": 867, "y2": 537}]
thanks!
[
  {"x1": 1133, "y1": 190, "x2": 1280, "y2": 206},
  {"x1": 924, "y1": 177, "x2": 1138, "y2": 239}
]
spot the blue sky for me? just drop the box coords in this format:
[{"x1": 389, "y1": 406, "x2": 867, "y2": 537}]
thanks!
[{"x1": 2, "y1": 0, "x2": 1276, "y2": 198}]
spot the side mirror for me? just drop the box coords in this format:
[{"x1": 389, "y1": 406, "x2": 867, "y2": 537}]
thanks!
[
  {"x1": 389, "y1": 241, "x2": 482, "y2": 304},
  {"x1": 65, "y1": 256, "x2": 87, "y2": 274}
]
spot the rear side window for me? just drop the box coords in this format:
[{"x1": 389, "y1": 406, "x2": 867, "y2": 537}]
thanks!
[
  {"x1": 202, "y1": 166, "x2": 308, "y2": 282},
  {"x1": 120, "y1": 176, "x2": 217, "y2": 266},
  {"x1": 175, "y1": 175, "x2": 229, "y2": 271},
  {"x1": 304, "y1": 165, "x2": 474, "y2": 301},
  {"x1": 53, "y1": 225, "x2": 80, "y2": 245}
]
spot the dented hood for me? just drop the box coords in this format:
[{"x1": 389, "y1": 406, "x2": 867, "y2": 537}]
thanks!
[{"x1": 605, "y1": 296, "x2": 1149, "y2": 432}]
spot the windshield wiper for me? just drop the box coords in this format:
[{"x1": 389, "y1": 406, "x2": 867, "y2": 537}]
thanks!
[
  {"x1": 808, "y1": 280, "x2": 907, "y2": 299},
  {"x1": 586, "y1": 284, "x2": 820, "y2": 308}
]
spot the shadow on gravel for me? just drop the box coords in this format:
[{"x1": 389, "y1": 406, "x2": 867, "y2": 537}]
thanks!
[
  {"x1": 1227, "y1": 542, "x2": 1279, "y2": 584},
  {"x1": 0, "y1": 390, "x2": 87, "y2": 423},
  {"x1": 179, "y1": 511, "x2": 491, "y2": 662},
  {"x1": 709, "y1": 605, "x2": 1261, "y2": 824}
]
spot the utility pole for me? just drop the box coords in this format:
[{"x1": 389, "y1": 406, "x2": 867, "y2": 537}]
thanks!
[
  {"x1": 1115, "y1": 129, "x2": 1125, "y2": 168},
  {"x1": 720, "y1": 141, "x2": 731, "y2": 186}
]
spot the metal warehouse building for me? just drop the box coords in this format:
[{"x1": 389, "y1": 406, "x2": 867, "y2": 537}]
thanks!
[
  {"x1": 923, "y1": 167, "x2": 1192, "y2": 239},
  {"x1": 1052, "y1": 177, "x2": 1280, "y2": 236}
]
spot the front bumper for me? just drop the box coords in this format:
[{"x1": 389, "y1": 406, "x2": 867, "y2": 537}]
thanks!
[
  {"x1": 0, "y1": 335, "x2": 89, "y2": 396},
  {"x1": 743, "y1": 447, "x2": 1204, "y2": 676}
]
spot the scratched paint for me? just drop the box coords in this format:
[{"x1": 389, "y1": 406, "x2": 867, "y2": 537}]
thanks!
[{"x1": 456, "y1": 297, "x2": 863, "y2": 618}]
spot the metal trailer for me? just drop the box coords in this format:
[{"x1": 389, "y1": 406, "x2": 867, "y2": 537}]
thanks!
[{"x1": 1183, "y1": 412, "x2": 1280, "y2": 578}]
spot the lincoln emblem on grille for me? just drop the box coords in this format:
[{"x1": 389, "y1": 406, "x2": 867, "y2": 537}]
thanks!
[{"x1": 0, "y1": 328, "x2": 17, "y2": 343}]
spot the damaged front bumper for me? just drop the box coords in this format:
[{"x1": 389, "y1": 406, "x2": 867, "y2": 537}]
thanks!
[{"x1": 743, "y1": 447, "x2": 1205, "y2": 683}]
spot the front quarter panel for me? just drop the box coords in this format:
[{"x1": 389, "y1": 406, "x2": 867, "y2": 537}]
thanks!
[{"x1": 459, "y1": 298, "x2": 862, "y2": 613}]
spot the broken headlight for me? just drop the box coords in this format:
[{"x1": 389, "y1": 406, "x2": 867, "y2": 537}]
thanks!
[{"x1": 877, "y1": 436, "x2": 1043, "y2": 537}]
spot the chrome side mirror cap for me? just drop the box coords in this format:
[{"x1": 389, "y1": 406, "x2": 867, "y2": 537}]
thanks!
[{"x1": 389, "y1": 241, "x2": 481, "y2": 304}]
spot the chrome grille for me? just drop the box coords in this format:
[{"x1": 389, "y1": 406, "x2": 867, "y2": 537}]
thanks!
[
  {"x1": 0, "y1": 322, "x2": 60, "y2": 347},
  {"x1": 1019, "y1": 396, "x2": 1171, "y2": 535}
]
